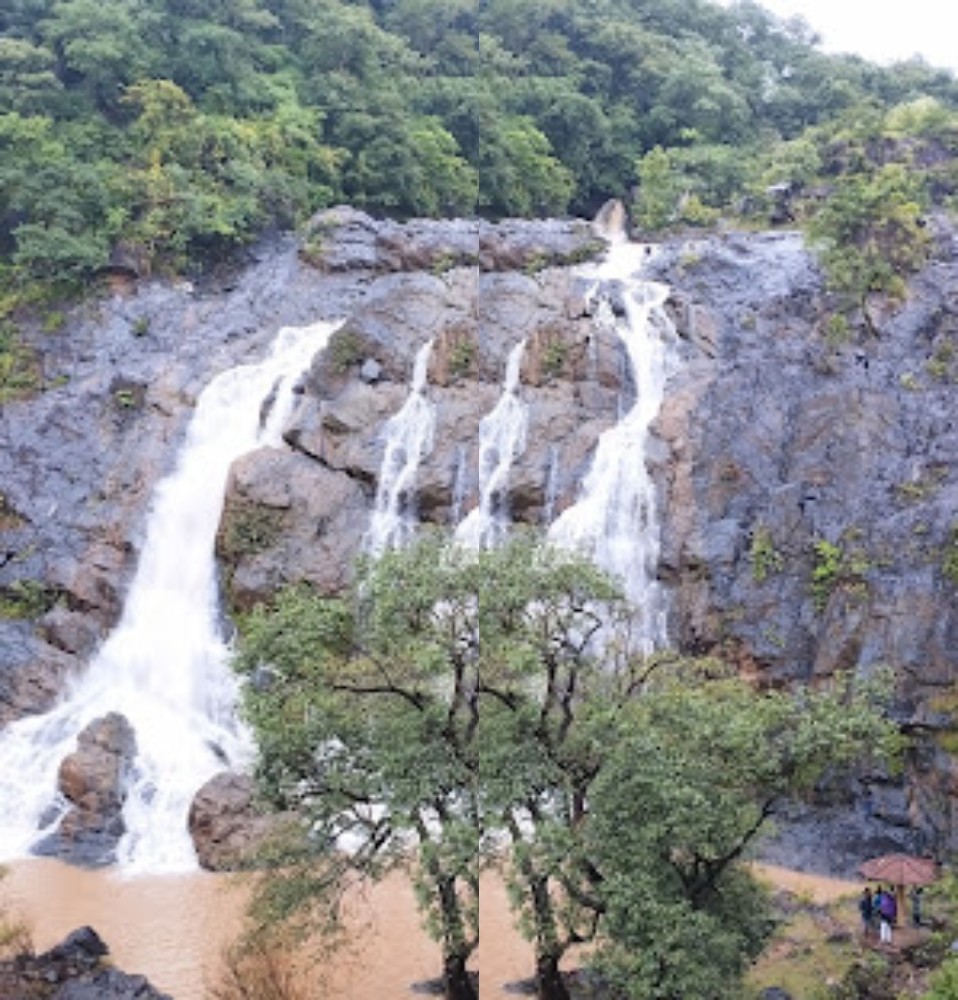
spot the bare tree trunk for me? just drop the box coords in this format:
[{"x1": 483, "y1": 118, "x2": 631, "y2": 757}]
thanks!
[
  {"x1": 443, "y1": 953, "x2": 477, "y2": 1000},
  {"x1": 536, "y1": 953, "x2": 571, "y2": 1000}
]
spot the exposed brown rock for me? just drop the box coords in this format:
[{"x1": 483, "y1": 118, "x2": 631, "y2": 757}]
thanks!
[{"x1": 188, "y1": 772, "x2": 285, "y2": 871}]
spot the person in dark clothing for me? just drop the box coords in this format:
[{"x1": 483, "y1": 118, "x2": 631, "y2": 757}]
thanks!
[
  {"x1": 858, "y1": 887, "x2": 874, "y2": 938},
  {"x1": 910, "y1": 886, "x2": 924, "y2": 927},
  {"x1": 876, "y1": 886, "x2": 897, "y2": 944}
]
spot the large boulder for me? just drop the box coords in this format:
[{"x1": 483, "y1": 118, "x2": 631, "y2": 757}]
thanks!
[
  {"x1": 216, "y1": 449, "x2": 368, "y2": 608},
  {"x1": 188, "y1": 771, "x2": 283, "y2": 871},
  {"x1": 34, "y1": 713, "x2": 136, "y2": 867}
]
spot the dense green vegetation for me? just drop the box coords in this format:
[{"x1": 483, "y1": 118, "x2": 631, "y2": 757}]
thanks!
[
  {"x1": 235, "y1": 535, "x2": 897, "y2": 1000},
  {"x1": 2, "y1": 0, "x2": 958, "y2": 298}
]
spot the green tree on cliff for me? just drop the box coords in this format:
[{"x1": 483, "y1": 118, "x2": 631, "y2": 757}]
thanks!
[{"x1": 808, "y1": 161, "x2": 931, "y2": 332}]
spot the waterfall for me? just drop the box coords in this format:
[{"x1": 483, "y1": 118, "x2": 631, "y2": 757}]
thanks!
[
  {"x1": 0, "y1": 319, "x2": 342, "y2": 873},
  {"x1": 543, "y1": 445, "x2": 560, "y2": 526},
  {"x1": 450, "y1": 445, "x2": 469, "y2": 527},
  {"x1": 548, "y1": 236, "x2": 678, "y2": 654},
  {"x1": 365, "y1": 340, "x2": 436, "y2": 554},
  {"x1": 454, "y1": 340, "x2": 528, "y2": 548}
]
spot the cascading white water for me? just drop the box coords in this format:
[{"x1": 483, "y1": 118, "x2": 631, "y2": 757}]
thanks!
[
  {"x1": 543, "y1": 445, "x2": 560, "y2": 527},
  {"x1": 454, "y1": 340, "x2": 528, "y2": 548},
  {"x1": 0, "y1": 319, "x2": 342, "y2": 873},
  {"x1": 450, "y1": 445, "x2": 469, "y2": 527},
  {"x1": 365, "y1": 340, "x2": 436, "y2": 554},
  {"x1": 548, "y1": 235, "x2": 678, "y2": 654}
]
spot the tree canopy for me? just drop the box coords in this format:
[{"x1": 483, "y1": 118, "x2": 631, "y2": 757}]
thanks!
[
  {"x1": 234, "y1": 534, "x2": 899, "y2": 1000},
  {"x1": 2, "y1": 0, "x2": 958, "y2": 288}
]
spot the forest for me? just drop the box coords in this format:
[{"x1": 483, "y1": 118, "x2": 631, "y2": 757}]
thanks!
[{"x1": 2, "y1": 0, "x2": 958, "y2": 293}]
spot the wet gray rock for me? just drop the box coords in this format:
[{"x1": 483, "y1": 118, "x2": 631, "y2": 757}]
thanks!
[
  {"x1": 0, "y1": 231, "x2": 369, "y2": 729},
  {"x1": 360, "y1": 357, "x2": 382, "y2": 383},
  {"x1": 0, "y1": 623, "x2": 76, "y2": 725},
  {"x1": 0, "y1": 925, "x2": 171, "y2": 999},
  {"x1": 651, "y1": 224, "x2": 958, "y2": 857},
  {"x1": 219, "y1": 235, "x2": 621, "y2": 605},
  {"x1": 303, "y1": 205, "x2": 478, "y2": 274},
  {"x1": 302, "y1": 206, "x2": 599, "y2": 276},
  {"x1": 217, "y1": 448, "x2": 369, "y2": 606},
  {"x1": 0, "y1": 214, "x2": 606, "y2": 677},
  {"x1": 52, "y1": 972, "x2": 172, "y2": 1000},
  {"x1": 42, "y1": 925, "x2": 108, "y2": 964},
  {"x1": 479, "y1": 218, "x2": 602, "y2": 271}
]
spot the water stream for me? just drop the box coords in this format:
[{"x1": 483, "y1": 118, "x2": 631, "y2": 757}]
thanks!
[
  {"x1": 455, "y1": 340, "x2": 528, "y2": 547},
  {"x1": 548, "y1": 235, "x2": 678, "y2": 653},
  {"x1": 365, "y1": 340, "x2": 436, "y2": 554},
  {"x1": 0, "y1": 320, "x2": 342, "y2": 873}
]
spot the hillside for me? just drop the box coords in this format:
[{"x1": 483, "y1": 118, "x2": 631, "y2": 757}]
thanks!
[{"x1": 2, "y1": 0, "x2": 958, "y2": 294}]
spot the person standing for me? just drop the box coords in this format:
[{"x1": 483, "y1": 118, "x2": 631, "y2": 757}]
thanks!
[
  {"x1": 858, "y1": 888, "x2": 874, "y2": 938},
  {"x1": 910, "y1": 886, "x2": 924, "y2": 927},
  {"x1": 877, "y1": 885, "x2": 897, "y2": 944}
]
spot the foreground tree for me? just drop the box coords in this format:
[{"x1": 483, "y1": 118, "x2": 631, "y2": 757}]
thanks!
[
  {"x1": 236, "y1": 533, "x2": 621, "y2": 999},
  {"x1": 234, "y1": 538, "x2": 479, "y2": 1000},
  {"x1": 235, "y1": 533, "x2": 899, "y2": 1000},
  {"x1": 478, "y1": 538, "x2": 627, "y2": 1000},
  {"x1": 480, "y1": 544, "x2": 898, "y2": 999},
  {"x1": 586, "y1": 663, "x2": 900, "y2": 1000}
]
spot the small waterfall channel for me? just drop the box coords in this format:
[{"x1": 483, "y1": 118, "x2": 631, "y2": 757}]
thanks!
[
  {"x1": 365, "y1": 340, "x2": 436, "y2": 554},
  {"x1": 454, "y1": 340, "x2": 528, "y2": 548},
  {"x1": 0, "y1": 319, "x2": 342, "y2": 873},
  {"x1": 548, "y1": 229, "x2": 679, "y2": 653}
]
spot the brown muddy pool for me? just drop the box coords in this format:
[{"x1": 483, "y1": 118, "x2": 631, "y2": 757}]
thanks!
[
  {"x1": 0, "y1": 860, "x2": 547, "y2": 999},
  {"x1": 1, "y1": 859, "x2": 852, "y2": 998}
]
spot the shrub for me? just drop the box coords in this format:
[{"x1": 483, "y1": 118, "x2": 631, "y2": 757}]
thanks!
[
  {"x1": 326, "y1": 330, "x2": 365, "y2": 373},
  {"x1": 540, "y1": 339, "x2": 567, "y2": 379},
  {"x1": 750, "y1": 525, "x2": 783, "y2": 583},
  {"x1": 448, "y1": 337, "x2": 476, "y2": 378},
  {"x1": 208, "y1": 938, "x2": 314, "y2": 1000},
  {"x1": 0, "y1": 866, "x2": 32, "y2": 962},
  {"x1": 811, "y1": 540, "x2": 843, "y2": 610},
  {"x1": 218, "y1": 503, "x2": 285, "y2": 561},
  {"x1": 0, "y1": 580, "x2": 57, "y2": 619},
  {"x1": 942, "y1": 526, "x2": 958, "y2": 585}
]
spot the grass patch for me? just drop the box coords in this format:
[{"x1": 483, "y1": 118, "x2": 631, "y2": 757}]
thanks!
[
  {"x1": 0, "y1": 322, "x2": 41, "y2": 403},
  {"x1": 747, "y1": 903, "x2": 860, "y2": 998},
  {"x1": 208, "y1": 937, "x2": 317, "y2": 1000}
]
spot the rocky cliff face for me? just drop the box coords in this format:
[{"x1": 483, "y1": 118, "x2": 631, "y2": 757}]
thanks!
[
  {"x1": 0, "y1": 232, "x2": 368, "y2": 724},
  {"x1": 2, "y1": 207, "x2": 957, "y2": 868},
  {"x1": 648, "y1": 225, "x2": 958, "y2": 856},
  {"x1": 215, "y1": 211, "x2": 619, "y2": 606}
]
